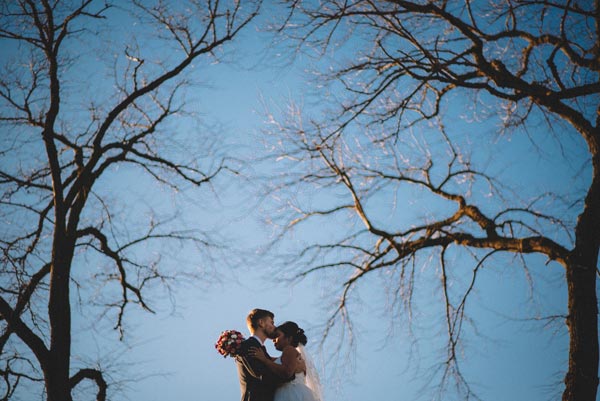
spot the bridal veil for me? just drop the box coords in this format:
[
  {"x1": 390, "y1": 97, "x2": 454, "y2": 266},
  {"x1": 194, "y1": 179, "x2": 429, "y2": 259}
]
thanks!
[{"x1": 297, "y1": 344, "x2": 323, "y2": 401}]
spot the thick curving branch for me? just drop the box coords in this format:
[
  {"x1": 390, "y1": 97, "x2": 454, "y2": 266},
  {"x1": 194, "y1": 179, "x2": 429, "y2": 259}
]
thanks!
[{"x1": 69, "y1": 368, "x2": 107, "y2": 401}]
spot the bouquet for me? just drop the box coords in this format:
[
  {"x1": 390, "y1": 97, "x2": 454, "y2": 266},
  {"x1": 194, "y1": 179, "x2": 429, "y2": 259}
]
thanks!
[{"x1": 215, "y1": 329, "x2": 245, "y2": 358}]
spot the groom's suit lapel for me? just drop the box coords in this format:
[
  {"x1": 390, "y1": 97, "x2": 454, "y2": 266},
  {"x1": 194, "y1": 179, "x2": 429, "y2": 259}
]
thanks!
[
  {"x1": 246, "y1": 336, "x2": 261, "y2": 354},
  {"x1": 247, "y1": 336, "x2": 271, "y2": 358}
]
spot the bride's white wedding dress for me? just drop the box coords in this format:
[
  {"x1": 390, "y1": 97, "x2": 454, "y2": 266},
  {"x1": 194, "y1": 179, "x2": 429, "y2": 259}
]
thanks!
[{"x1": 274, "y1": 346, "x2": 322, "y2": 401}]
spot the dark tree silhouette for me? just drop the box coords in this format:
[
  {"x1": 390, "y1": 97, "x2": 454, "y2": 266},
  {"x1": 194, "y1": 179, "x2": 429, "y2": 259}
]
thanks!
[
  {"x1": 265, "y1": 1, "x2": 599, "y2": 400},
  {"x1": 0, "y1": 1, "x2": 259, "y2": 400}
]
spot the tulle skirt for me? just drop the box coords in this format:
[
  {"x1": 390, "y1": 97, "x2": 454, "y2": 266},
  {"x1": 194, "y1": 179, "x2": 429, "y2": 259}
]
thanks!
[{"x1": 274, "y1": 380, "x2": 320, "y2": 401}]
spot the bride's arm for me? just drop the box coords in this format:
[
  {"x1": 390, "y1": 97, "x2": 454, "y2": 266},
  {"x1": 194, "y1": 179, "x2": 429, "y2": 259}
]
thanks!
[
  {"x1": 281, "y1": 348, "x2": 306, "y2": 374},
  {"x1": 248, "y1": 346, "x2": 298, "y2": 378}
]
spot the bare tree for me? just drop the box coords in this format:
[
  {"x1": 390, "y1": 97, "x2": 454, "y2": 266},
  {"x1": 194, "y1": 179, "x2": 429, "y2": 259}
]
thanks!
[
  {"x1": 0, "y1": 1, "x2": 259, "y2": 400},
  {"x1": 264, "y1": 1, "x2": 599, "y2": 400}
]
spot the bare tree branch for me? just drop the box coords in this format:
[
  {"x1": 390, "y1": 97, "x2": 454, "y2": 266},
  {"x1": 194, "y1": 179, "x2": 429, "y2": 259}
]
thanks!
[{"x1": 69, "y1": 368, "x2": 107, "y2": 401}]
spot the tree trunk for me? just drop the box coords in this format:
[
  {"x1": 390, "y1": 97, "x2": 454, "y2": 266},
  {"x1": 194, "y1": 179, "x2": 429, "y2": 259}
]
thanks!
[
  {"x1": 564, "y1": 261, "x2": 599, "y2": 401},
  {"x1": 46, "y1": 244, "x2": 73, "y2": 401},
  {"x1": 563, "y1": 153, "x2": 600, "y2": 401}
]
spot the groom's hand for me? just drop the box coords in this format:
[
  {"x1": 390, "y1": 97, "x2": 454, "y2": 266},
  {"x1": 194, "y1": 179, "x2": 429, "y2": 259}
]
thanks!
[{"x1": 248, "y1": 347, "x2": 269, "y2": 363}]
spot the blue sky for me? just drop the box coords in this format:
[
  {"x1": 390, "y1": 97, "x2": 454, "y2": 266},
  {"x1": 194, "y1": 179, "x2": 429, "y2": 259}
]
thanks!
[
  {"x1": 0, "y1": 1, "x2": 592, "y2": 401},
  {"x1": 78, "y1": 11, "x2": 573, "y2": 401}
]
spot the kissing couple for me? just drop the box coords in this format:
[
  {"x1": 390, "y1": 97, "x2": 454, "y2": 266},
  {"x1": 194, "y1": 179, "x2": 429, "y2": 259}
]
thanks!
[{"x1": 235, "y1": 308, "x2": 323, "y2": 401}]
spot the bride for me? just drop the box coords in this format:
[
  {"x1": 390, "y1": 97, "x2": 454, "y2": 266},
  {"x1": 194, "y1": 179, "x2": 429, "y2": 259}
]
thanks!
[{"x1": 248, "y1": 321, "x2": 323, "y2": 401}]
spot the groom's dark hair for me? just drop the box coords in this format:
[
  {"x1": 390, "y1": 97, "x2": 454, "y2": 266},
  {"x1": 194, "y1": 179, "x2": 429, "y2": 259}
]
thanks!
[{"x1": 246, "y1": 308, "x2": 274, "y2": 331}]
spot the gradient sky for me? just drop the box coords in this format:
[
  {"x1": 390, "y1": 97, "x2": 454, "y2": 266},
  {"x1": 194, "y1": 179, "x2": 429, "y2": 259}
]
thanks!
[
  {"x1": 1, "y1": 2, "x2": 592, "y2": 401},
  {"x1": 91, "y1": 9, "x2": 572, "y2": 401}
]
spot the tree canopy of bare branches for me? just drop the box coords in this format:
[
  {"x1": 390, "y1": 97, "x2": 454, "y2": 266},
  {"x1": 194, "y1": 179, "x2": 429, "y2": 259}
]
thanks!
[
  {"x1": 0, "y1": 1, "x2": 260, "y2": 400},
  {"x1": 264, "y1": 1, "x2": 599, "y2": 400}
]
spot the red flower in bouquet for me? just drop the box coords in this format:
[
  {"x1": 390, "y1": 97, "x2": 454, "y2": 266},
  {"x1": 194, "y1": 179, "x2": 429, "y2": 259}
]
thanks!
[{"x1": 215, "y1": 329, "x2": 245, "y2": 358}]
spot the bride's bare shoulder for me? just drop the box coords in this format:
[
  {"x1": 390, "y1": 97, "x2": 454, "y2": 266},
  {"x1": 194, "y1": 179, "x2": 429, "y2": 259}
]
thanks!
[
  {"x1": 281, "y1": 345, "x2": 301, "y2": 360},
  {"x1": 282, "y1": 345, "x2": 299, "y2": 354}
]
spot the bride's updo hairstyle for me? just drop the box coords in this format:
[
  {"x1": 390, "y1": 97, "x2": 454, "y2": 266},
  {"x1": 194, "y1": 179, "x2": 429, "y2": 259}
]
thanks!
[{"x1": 277, "y1": 321, "x2": 307, "y2": 347}]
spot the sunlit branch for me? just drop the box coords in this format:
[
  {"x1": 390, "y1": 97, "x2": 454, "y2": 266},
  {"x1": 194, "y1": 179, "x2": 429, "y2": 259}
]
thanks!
[
  {"x1": 287, "y1": 204, "x2": 354, "y2": 228},
  {"x1": 438, "y1": 246, "x2": 478, "y2": 400}
]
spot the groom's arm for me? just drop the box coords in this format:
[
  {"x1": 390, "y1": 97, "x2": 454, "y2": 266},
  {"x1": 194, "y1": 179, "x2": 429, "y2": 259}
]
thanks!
[
  {"x1": 237, "y1": 351, "x2": 264, "y2": 380},
  {"x1": 253, "y1": 362, "x2": 293, "y2": 387},
  {"x1": 239, "y1": 351, "x2": 292, "y2": 382},
  {"x1": 238, "y1": 345, "x2": 293, "y2": 385},
  {"x1": 262, "y1": 367, "x2": 294, "y2": 386},
  {"x1": 237, "y1": 340, "x2": 273, "y2": 380}
]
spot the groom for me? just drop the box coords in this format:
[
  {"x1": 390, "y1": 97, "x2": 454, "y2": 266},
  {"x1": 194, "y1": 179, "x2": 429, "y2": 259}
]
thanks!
[{"x1": 235, "y1": 308, "x2": 292, "y2": 401}]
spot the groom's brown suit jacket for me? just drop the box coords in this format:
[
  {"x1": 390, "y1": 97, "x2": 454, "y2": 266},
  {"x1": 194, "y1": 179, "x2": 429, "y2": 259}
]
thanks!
[{"x1": 235, "y1": 336, "x2": 291, "y2": 401}]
